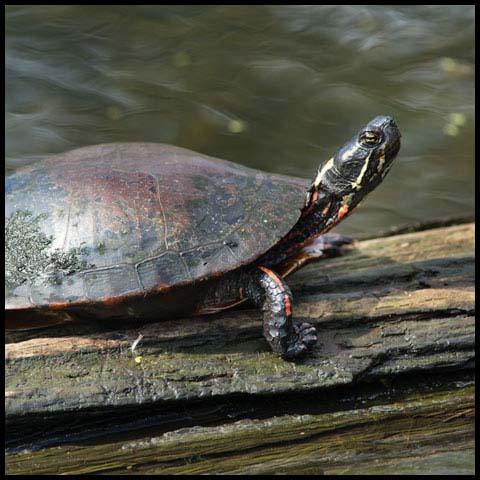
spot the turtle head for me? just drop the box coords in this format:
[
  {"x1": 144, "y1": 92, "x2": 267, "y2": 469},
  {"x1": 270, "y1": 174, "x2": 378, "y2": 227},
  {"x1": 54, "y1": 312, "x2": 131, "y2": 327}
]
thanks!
[{"x1": 305, "y1": 115, "x2": 401, "y2": 215}]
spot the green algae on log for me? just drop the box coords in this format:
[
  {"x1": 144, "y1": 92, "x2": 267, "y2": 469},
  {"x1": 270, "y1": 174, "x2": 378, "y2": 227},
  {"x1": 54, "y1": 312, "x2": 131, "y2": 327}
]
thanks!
[{"x1": 6, "y1": 380, "x2": 475, "y2": 475}]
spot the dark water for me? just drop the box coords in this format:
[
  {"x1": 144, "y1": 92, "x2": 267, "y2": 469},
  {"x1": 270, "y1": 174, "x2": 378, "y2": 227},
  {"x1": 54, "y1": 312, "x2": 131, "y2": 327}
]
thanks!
[{"x1": 5, "y1": 5, "x2": 475, "y2": 235}]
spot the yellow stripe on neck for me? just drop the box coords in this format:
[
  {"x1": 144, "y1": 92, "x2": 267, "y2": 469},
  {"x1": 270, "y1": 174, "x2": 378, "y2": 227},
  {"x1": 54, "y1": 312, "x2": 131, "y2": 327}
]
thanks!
[
  {"x1": 313, "y1": 158, "x2": 334, "y2": 187},
  {"x1": 377, "y1": 151, "x2": 386, "y2": 172}
]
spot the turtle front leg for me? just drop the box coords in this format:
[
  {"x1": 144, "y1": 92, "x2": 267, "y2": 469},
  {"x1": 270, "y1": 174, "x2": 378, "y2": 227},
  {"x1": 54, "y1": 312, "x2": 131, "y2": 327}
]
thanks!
[
  {"x1": 278, "y1": 233, "x2": 353, "y2": 277},
  {"x1": 245, "y1": 266, "x2": 317, "y2": 359}
]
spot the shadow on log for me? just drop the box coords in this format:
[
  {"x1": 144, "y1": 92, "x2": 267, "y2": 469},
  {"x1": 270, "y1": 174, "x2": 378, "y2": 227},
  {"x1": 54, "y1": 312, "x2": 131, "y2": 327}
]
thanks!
[{"x1": 5, "y1": 220, "x2": 475, "y2": 474}]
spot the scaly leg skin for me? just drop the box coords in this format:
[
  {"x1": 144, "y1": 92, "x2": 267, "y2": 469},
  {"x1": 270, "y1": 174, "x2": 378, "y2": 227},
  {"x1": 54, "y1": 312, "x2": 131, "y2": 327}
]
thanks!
[
  {"x1": 198, "y1": 266, "x2": 317, "y2": 359},
  {"x1": 246, "y1": 266, "x2": 317, "y2": 359}
]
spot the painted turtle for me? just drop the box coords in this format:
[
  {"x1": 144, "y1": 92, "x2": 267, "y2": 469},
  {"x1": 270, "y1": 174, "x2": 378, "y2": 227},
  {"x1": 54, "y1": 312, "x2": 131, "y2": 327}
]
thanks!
[{"x1": 5, "y1": 116, "x2": 401, "y2": 359}]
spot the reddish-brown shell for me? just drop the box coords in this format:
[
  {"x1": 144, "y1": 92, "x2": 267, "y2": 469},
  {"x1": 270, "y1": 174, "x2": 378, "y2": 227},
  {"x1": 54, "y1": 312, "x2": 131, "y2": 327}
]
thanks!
[{"x1": 5, "y1": 143, "x2": 308, "y2": 324}]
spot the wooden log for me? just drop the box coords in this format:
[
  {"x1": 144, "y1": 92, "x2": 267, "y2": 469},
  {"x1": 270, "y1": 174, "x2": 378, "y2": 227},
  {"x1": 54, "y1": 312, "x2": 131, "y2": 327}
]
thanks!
[
  {"x1": 5, "y1": 221, "x2": 475, "y2": 474},
  {"x1": 6, "y1": 222, "x2": 474, "y2": 416},
  {"x1": 6, "y1": 379, "x2": 475, "y2": 475}
]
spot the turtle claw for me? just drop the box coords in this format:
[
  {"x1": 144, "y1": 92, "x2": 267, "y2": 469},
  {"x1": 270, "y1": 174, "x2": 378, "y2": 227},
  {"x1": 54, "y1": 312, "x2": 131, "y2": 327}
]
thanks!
[{"x1": 283, "y1": 322, "x2": 318, "y2": 360}]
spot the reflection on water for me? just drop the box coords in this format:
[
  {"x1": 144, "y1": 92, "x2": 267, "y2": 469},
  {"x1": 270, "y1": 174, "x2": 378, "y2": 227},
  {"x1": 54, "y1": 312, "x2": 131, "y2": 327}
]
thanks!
[{"x1": 5, "y1": 5, "x2": 475, "y2": 234}]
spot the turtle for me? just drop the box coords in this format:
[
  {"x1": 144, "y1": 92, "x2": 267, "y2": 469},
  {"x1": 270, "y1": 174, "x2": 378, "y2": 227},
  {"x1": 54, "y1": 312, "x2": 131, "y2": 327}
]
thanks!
[{"x1": 5, "y1": 115, "x2": 401, "y2": 359}]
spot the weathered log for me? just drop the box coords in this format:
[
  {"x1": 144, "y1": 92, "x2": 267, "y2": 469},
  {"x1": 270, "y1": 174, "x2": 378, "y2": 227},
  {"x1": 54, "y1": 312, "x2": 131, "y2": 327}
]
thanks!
[
  {"x1": 6, "y1": 376, "x2": 475, "y2": 475},
  {"x1": 5, "y1": 221, "x2": 475, "y2": 474}
]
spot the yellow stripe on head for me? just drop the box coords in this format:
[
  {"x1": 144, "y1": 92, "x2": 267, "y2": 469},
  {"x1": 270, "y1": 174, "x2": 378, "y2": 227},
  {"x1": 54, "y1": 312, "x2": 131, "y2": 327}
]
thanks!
[{"x1": 351, "y1": 149, "x2": 373, "y2": 190}]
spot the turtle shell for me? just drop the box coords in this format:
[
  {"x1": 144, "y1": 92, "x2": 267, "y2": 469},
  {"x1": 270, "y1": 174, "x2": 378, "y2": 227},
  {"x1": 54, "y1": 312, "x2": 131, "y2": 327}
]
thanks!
[{"x1": 5, "y1": 143, "x2": 308, "y2": 323}]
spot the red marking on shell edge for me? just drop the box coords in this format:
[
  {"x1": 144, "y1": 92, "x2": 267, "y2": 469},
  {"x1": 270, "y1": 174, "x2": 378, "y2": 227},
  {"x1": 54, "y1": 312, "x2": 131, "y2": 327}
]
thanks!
[
  {"x1": 284, "y1": 294, "x2": 292, "y2": 317},
  {"x1": 156, "y1": 283, "x2": 171, "y2": 292},
  {"x1": 239, "y1": 287, "x2": 244, "y2": 299},
  {"x1": 48, "y1": 302, "x2": 73, "y2": 310},
  {"x1": 100, "y1": 296, "x2": 125, "y2": 306}
]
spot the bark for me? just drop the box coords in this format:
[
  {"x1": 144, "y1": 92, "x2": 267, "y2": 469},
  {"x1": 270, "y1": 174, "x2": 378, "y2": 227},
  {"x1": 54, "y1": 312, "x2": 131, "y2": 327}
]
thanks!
[{"x1": 7, "y1": 381, "x2": 475, "y2": 475}]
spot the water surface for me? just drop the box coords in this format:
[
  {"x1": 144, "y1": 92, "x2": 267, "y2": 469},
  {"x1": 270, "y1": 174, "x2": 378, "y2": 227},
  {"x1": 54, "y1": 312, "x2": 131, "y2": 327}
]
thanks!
[{"x1": 5, "y1": 5, "x2": 475, "y2": 235}]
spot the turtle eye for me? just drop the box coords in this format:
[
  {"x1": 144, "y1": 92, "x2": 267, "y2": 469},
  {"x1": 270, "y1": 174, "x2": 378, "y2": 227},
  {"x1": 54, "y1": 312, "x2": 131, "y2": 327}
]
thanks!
[{"x1": 359, "y1": 130, "x2": 382, "y2": 147}]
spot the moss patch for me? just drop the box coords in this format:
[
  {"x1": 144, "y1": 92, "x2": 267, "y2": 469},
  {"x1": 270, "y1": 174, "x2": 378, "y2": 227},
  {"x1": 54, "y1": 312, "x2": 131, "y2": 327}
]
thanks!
[{"x1": 5, "y1": 210, "x2": 88, "y2": 288}]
